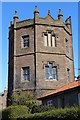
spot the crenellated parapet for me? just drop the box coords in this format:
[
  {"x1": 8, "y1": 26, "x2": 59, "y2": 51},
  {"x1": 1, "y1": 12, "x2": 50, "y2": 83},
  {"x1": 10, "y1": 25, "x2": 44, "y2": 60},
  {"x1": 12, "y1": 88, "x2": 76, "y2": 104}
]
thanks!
[{"x1": 9, "y1": 7, "x2": 72, "y2": 35}]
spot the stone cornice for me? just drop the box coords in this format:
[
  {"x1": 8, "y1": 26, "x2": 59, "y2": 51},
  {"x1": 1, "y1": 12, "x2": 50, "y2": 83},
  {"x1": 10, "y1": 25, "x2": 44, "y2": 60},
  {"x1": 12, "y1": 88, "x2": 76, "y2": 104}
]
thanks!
[
  {"x1": 11, "y1": 52, "x2": 73, "y2": 61},
  {"x1": 12, "y1": 17, "x2": 72, "y2": 35}
]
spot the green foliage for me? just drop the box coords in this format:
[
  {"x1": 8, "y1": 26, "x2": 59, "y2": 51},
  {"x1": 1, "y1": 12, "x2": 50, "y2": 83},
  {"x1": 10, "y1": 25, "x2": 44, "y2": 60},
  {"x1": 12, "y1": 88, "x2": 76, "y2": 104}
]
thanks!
[
  {"x1": 2, "y1": 106, "x2": 80, "y2": 120},
  {"x1": 31, "y1": 105, "x2": 55, "y2": 113},
  {"x1": 17, "y1": 107, "x2": 80, "y2": 120},
  {"x1": 11, "y1": 90, "x2": 37, "y2": 112},
  {"x1": 5, "y1": 91, "x2": 80, "y2": 120},
  {"x1": 2, "y1": 105, "x2": 30, "y2": 119},
  {"x1": 0, "y1": 109, "x2": 2, "y2": 120},
  {"x1": 12, "y1": 90, "x2": 36, "y2": 104}
]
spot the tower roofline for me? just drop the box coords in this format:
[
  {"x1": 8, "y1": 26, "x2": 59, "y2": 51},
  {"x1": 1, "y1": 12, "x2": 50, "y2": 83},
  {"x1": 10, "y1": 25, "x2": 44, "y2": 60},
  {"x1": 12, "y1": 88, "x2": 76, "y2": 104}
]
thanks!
[
  {"x1": 13, "y1": 18, "x2": 72, "y2": 35},
  {"x1": 10, "y1": 8, "x2": 71, "y2": 32}
]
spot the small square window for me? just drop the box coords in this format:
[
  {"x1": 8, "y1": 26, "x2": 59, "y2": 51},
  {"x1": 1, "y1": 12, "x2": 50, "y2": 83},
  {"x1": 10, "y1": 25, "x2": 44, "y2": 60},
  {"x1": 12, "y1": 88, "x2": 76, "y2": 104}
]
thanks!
[
  {"x1": 22, "y1": 67, "x2": 30, "y2": 81},
  {"x1": 47, "y1": 100, "x2": 53, "y2": 106},
  {"x1": 23, "y1": 35, "x2": 29, "y2": 48}
]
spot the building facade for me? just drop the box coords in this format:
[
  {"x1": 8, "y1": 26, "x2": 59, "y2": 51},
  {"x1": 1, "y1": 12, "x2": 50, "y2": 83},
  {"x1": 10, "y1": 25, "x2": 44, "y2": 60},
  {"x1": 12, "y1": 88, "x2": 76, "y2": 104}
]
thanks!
[
  {"x1": 37, "y1": 80, "x2": 80, "y2": 108},
  {"x1": 8, "y1": 6, "x2": 74, "y2": 101},
  {"x1": 0, "y1": 89, "x2": 7, "y2": 110}
]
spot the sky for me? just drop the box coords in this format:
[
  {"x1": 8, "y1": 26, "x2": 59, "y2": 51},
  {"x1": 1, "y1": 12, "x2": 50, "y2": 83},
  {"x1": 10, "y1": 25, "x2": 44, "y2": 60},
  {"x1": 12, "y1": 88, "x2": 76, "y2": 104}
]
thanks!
[
  {"x1": 1, "y1": 2, "x2": 78, "y2": 93},
  {"x1": 78, "y1": 2, "x2": 80, "y2": 76}
]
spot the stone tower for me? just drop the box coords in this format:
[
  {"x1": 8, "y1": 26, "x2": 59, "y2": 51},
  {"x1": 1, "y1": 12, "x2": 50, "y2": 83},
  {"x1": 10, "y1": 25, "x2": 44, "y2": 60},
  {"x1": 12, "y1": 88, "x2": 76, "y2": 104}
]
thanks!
[{"x1": 8, "y1": 7, "x2": 74, "y2": 102}]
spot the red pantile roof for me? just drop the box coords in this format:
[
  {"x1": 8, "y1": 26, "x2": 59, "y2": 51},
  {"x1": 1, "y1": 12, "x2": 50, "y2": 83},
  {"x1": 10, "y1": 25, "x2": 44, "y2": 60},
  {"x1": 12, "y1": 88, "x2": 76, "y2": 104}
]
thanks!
[{"x1": 37, "y1": 80, "x2": 80, "y2": 100}]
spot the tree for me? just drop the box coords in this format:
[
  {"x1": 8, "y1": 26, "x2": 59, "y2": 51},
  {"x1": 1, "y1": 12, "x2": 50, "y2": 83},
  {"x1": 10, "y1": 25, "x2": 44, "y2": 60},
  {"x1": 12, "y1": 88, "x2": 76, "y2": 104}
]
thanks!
[{"x1": 11, "y1": 90, "x2": 37, "y2": 111}]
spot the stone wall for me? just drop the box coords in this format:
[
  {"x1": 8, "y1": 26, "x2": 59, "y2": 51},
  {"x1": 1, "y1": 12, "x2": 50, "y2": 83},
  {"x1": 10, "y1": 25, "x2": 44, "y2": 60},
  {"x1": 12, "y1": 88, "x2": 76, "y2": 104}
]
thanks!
[{"x1": 8, "y1": 8, "x2": 74, "y2": 99}]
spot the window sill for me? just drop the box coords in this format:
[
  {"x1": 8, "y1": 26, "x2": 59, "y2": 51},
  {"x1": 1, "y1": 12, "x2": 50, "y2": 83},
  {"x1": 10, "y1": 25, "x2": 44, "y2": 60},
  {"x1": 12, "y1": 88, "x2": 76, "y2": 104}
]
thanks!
[
  {"x1": 44, "y1": 46, "x2": 56, "y2": 48},
  {"x1": 21, "y1": 47, "x2": 29, "y2": 49},
  {"x1": 21, "y1": 80, "x2": 30, "y2": 83},
  {"x1": 45, "y1": 79, "x2": 57, "y2": 81}
]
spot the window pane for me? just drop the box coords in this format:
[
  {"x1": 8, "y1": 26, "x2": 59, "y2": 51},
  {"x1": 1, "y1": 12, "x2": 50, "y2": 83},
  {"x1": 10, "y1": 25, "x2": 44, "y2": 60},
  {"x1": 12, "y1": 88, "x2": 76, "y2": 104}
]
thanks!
[
  {"x1": 67, "y1": 70, "x2": 70, "y2": 81},
  {"x1": 52, "y1": 67, "x2": 57, "y2": 80},
  {"x1": 47, "y1": 100, "x2": 53, "y2": 106},
  {"x1": 53, "y1": 67, "x2": 56, "y2": 74},
  {"x1": 44, "y1": 34, "x2": 47, "y2": 46},
  {"x1": 23, "y1": 68, "x2": 29, "y2": 74},
  {"x1": 24, "y1": 42, "x2": 29, "y2": 48},
  {"x1": 23, "y1": 67, "x2": 30, "y2": 80},
  {"x1": 45, "y1": 64, "x2": 57, "y2": 80},
  {"x1": 24, "y1": 41, "x2": 29, "y2": 48},
  {"x1": 45, "y1": 66, "x2": 49, "y2": 79},
  {"x1": 53, "y1": 74, "x2": 56, "y2": 80},
  {"x1": 24, "y1": 75, "x2": 29, "y2": 80},
  {"x1": 49, "y1": 64, "x2": 53, "y2": 79},
  {"x1": 24, "y1": 37, "x2": 29, "y2": 40},
  {"x1": 52, "y1": 36, "x2": 56, "y2": 47},
  {"x1": 48, "y1": 33, "x2": 51, "y2": 47},
  {"x1": 23, "y1": 36, "x2": 29, "y2": 48},
  {"x1": 24, "y1": 74, "x2": 27, "y2": 80}
]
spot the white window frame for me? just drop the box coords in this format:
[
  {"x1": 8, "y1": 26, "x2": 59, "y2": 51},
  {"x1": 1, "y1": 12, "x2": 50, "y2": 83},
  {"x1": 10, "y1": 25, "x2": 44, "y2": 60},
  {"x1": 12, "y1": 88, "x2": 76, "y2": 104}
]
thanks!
[{"x1": 47, "y1": 100, "x2": 53, "y2": 106}]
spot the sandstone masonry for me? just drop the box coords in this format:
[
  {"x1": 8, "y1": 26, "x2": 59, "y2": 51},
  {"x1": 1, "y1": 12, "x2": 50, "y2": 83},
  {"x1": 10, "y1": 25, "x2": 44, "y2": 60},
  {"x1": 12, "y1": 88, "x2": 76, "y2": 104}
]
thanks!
[{"x1": 8, "y1": 7, "x2": 74, "y2": 103}]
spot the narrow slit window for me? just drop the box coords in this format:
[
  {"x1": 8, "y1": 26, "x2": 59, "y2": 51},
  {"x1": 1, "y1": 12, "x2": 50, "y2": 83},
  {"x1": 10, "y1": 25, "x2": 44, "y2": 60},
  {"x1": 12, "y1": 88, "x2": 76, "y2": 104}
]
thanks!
[
  {"x1": 45, "y1": 65, "x2": 49, "y2": 79},
  {"x1": 22, "y1": 67, "x2": 30, "y2": 81},
  {"x1": 44, "y1": 34, "x2": 47, "y2": 46},
  {"x1": 67, "y1": 68, "x2": 70, "y2": 81},
  {"x1": 65, "y1": 39, "x2": 69, "y2": 53},
  {"x1": 48, "y1": 33, "x2": 51, "y2": 47},
  {"x1": 52, "y1": 35, "x2": 56, "y2": 47},
  {"x1": 23, "y1": 35, "x2": 29, "y2": 48},
  {"x1": 52, "y1": 66, "x2": 57, "y2": 80}
]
